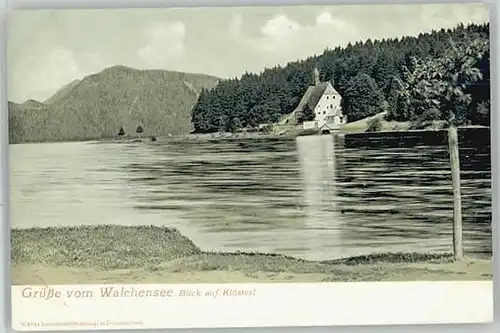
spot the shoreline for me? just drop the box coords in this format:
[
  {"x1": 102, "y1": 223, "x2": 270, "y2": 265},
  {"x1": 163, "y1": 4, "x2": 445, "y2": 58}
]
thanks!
[
  {"x1": 9, "y1": 125, "x2": 490, "y2": 145},
  {"x1": 11, "y1": 225, "x2": 493, "y2": 284}
]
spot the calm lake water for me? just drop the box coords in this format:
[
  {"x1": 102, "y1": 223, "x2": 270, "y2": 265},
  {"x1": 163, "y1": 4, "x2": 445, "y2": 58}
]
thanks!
[{"x1": 10, "y1": 130, "x2": 492, "y2": 261}]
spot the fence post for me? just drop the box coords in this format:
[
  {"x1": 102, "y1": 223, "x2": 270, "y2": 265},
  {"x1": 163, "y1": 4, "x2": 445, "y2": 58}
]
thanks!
[{"x1": 447, "y1": 121, "x2": 464, "y2": 261}]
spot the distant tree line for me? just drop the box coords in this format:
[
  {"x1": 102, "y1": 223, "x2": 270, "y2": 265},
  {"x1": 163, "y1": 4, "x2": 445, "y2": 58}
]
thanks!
[{"x1": 191, "y1": 23, "x2": 490, "y2": 133}]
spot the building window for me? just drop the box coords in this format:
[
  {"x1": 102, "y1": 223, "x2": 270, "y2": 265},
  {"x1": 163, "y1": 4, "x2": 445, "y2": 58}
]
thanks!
[
  {"x1": 333, "y1": 96, "x2": 335, "y2": 99},
  {"x1": 323, "y1": 111, "x2": 326, "y2": 114},
  {"x1": 326, "y1": 96, "x2": 329, "y2": 99}
]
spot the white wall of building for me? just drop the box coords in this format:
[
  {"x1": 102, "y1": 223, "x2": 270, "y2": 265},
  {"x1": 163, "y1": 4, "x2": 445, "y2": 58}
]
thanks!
[{"x1": 314, "y1": 83, "x2": 343, "y2": 125}]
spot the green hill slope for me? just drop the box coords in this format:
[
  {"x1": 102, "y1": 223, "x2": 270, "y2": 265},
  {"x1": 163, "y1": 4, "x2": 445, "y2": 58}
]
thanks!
[
  {"x1": 44, "y1": 79, "x2": 82, "y2": 105},
  {"x1": 8, "y1": 65, "x2": 220, "y2": 143}
]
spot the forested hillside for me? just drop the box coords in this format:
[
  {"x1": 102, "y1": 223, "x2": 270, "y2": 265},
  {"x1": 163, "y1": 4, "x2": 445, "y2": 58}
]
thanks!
[
  {"x1": 191, "y1": 23, "x2": 490, "y2": 133},
  {"x1": 9, "y1": 66, "x2": 220, "y2": 143},
  {"x1": 44, "y1": 79, "x2": 82, "y2": 105}
]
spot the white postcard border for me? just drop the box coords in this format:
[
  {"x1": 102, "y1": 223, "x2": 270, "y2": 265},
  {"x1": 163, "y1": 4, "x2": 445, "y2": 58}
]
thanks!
[
  {"x1": 11, "y1": 281, "x2": 494, "y2": 331},
  {"x1": 2, "y1": 0, "x2": 499, "y2": 333}
]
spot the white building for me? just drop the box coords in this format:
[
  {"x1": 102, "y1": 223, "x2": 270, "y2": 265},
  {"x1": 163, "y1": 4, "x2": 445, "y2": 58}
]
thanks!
[{"x1": 294, "y1": 68, "x2": 346, "y2": 132}]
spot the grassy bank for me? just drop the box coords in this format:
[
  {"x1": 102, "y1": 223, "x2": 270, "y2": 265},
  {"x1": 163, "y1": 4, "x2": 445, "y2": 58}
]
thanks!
[{"x1": 11, "y1": 225, "x2": 492, "y2": 284}]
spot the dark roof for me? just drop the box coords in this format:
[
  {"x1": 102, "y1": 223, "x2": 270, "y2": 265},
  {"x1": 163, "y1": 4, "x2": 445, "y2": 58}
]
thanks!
[{"x1": 293, "y1": 82, "x2": 330, "y2": 113}]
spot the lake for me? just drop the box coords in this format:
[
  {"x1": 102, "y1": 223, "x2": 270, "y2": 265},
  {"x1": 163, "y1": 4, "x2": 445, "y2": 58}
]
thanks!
[{"x1": 10, "y1": 129, "x2": 492, "y2": 261}]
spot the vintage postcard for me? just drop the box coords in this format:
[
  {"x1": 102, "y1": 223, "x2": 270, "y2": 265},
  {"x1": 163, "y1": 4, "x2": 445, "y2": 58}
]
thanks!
[{"x1": 8, "y1": 2, "x2": 493, "y2": 330}]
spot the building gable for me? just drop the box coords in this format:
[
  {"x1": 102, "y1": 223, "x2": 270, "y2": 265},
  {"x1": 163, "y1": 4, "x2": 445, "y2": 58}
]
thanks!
[
  {"x1": 323, "y1": 82, "x2": 341, "y2": 96},
  {"x1": 314, "y1": 84, "x2": 342, "y2": 113},
  {"x1": 293, "y1": 82, "x2": 341, "y2": 113},
  {"x1": 307, "y1": 83, "x2": 329, "y2": 110},
  {"x1": 292, "y1": 68, "x2": 347, "y2": 128},
  {"x1": 292, "y1": 76, "x2": 344, "y2": 127}
]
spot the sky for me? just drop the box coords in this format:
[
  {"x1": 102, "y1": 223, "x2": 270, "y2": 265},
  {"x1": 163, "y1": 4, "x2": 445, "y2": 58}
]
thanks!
[{"x1": 7, "y1": 3, "x2": 489, "y2": 103}]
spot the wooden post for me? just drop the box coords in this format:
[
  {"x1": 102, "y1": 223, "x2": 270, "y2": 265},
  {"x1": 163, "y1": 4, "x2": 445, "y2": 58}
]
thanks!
[{"x1": 447, "y1": 122, "x2": 464, "y2": 261}]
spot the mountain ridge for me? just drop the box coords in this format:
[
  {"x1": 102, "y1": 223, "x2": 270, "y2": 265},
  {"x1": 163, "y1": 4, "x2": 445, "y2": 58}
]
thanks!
[{"x1": 9, "y1": 65, "x2": 221, "y2": 143}]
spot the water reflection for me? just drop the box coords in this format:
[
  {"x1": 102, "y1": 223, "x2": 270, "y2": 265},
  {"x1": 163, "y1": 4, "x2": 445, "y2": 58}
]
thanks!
[{"x1": 297, "y1": 135, "x2": 345, "y2": 258}]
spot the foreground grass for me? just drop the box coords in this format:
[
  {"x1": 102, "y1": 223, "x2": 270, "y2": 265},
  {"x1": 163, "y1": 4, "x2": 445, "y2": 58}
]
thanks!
[{"x1": 11, "y1": 225, "x2": 492, "y2": 285}]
